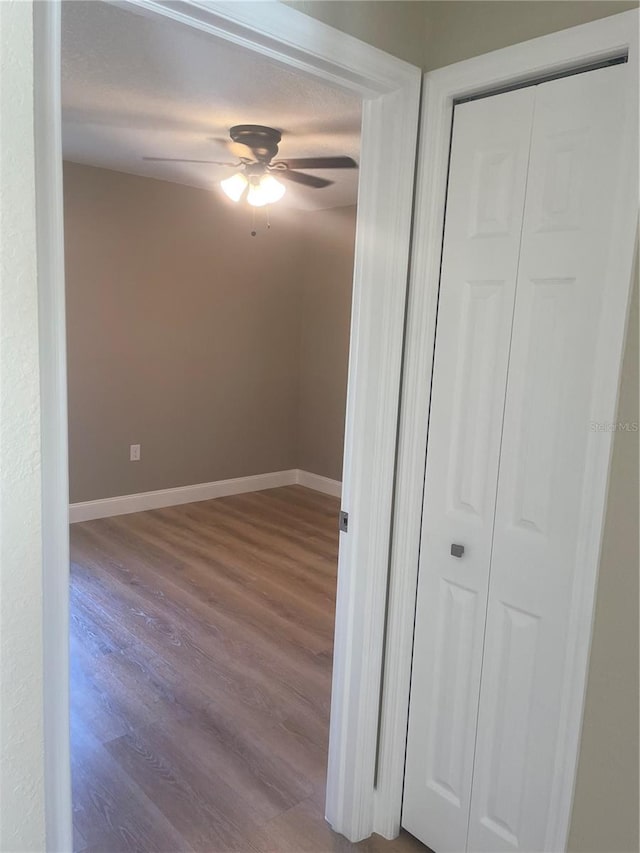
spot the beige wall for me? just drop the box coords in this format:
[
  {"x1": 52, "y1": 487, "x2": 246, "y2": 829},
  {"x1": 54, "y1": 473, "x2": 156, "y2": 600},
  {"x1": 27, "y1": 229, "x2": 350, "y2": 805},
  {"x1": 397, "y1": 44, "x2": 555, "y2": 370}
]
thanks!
[
  {"x1": 65, "y1": 162, "x2": 301, "y2": 502},
  {"x1": 289, "y1": 0, "x2": 638, "y2": 69},
  {"x1": 297, "y1": 206, "x2": 356, "y2": 482},
  {"x1": 290, "y1": 4, "x2": 639, "y2": 851},
  {"x1": 421, "y1": 1, "x2": 638, "y2": 70},
  {"x1": 285, "y1": 1, "x2": 429, "y2": 67},
  {"x1": 568, "y1": 267, "x2": 639, "y2": 853},
  {"x1": 0, "y1": 2, "x2": 46, "y2": 850},
  {"x1": 64, "y1": 163, "x2": 354, "y2": 502}
]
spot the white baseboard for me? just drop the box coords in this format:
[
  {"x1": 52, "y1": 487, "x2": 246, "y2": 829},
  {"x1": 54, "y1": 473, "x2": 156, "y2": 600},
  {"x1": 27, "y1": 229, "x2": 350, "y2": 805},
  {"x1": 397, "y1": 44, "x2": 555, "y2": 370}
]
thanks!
[
  {"x1": 69, "y1": 469, "x2": 297, "y2": 523},
  {"x1": 69, "y1": 468, "x2": 342, "y2": 523},
  {"x1": 296, "y1": 469, "x2": 343, "y2": 498}
]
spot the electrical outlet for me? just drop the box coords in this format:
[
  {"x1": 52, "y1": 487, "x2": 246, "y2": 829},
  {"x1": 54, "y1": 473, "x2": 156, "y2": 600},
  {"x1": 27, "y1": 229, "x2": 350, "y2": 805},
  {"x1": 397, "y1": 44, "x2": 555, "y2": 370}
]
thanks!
[{"x1": 130, "y1": 444, "x2": 141, "y2": 462}]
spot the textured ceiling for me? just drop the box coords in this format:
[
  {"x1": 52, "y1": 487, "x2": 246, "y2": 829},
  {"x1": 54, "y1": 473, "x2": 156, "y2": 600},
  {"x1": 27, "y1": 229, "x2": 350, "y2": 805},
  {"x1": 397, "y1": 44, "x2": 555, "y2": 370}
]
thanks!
[{"x1": 61, "y1": 1, "x2": 362, "y2": 211}]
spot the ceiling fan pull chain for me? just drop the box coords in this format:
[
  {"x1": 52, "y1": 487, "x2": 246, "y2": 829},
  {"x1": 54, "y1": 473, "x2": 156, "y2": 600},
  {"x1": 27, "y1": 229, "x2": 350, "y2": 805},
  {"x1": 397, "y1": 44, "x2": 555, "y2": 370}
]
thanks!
[{"x1": 251, "y1": 205, "x2": 257, "y2": 237}]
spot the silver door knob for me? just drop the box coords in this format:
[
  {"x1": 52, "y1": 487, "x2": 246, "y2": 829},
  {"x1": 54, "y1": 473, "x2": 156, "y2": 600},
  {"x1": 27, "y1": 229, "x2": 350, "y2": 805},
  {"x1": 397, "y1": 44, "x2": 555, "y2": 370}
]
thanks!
[{"x1": 450, "y1": 544, "x2": 465, "y2": 557}]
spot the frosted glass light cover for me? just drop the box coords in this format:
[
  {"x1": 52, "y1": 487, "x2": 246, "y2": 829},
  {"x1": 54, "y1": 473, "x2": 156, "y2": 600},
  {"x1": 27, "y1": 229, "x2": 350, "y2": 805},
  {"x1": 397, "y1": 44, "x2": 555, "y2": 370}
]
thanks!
[
  {"x1": 259, "y1": 174, "x2": 286, "y2": 204},
  {"x1": 247, "y1": 174, "x2": 286, "y2": 207},
  {"x1": 221, "y1": 172, "x2": 248, "y2": 202}
]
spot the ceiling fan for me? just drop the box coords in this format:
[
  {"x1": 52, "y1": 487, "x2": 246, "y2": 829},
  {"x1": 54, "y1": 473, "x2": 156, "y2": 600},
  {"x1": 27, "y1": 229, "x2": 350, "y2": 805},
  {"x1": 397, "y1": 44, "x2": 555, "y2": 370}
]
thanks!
[{"x1": 143, "y1": 124, "x2": 358, "y2": 206}]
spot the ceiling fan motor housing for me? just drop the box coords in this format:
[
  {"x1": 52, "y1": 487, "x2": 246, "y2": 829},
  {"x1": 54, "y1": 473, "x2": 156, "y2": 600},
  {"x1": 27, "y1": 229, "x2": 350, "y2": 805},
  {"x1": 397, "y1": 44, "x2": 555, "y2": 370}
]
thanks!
[{"x1": 230, "y1": 125, "x2": 282, "y2": 162}]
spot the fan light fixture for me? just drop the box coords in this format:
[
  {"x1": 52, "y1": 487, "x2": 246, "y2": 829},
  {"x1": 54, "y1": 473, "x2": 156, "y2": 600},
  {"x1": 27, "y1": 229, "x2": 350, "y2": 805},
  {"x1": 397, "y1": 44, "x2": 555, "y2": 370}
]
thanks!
[
  {"x1": 221, "y1": 171, "x2": 286, "y2": 207},
  {"x1": 144, "y1": 125, "x2": 358, "y2": 213},
  {"x1": 248, "y1": 174, "x2": 286, "y2": 206}
]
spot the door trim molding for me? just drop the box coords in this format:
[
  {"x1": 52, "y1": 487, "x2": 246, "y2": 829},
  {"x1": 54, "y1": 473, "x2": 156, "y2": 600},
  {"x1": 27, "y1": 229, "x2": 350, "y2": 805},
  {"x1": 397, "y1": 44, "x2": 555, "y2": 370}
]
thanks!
[
  {"x1": 376, "y1": 10, "x2": 639, "y2": 847},
  {"x1": 35, "y1": 2, "x2": 420, "y2": 849}
]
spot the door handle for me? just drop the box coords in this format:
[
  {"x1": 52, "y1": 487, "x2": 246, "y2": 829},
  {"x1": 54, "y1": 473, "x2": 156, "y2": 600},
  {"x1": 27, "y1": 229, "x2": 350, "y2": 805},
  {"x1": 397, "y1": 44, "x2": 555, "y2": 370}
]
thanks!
[{"x1": 450, "y1": 544, "x2": 465, "y2": 558}]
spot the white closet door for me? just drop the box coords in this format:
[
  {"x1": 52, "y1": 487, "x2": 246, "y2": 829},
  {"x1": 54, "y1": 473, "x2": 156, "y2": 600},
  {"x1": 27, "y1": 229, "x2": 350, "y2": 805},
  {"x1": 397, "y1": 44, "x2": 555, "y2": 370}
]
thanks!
[
  {"x1": 467, "y1": 63, "x2": 632, "y2": 853},
  {"x1": 402, "y1": 88, "x2": 535, "y2": 853}
]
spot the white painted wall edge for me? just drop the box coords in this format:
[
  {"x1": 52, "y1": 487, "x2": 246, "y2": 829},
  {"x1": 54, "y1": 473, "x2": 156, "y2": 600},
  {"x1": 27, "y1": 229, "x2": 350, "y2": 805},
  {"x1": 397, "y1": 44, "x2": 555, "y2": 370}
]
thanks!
[
  {"x1": 33, "y1": 4, "x2": 73, "y2": 850},
  {"x1": 69, "y1": 469, "x2": 342, "y2": 522}
]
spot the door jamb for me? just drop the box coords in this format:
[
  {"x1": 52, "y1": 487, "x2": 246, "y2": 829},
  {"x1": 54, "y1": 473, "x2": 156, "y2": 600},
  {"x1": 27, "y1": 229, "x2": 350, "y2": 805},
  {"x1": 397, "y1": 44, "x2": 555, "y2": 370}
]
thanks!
[
  {"x1": 375, "y1": 9, "x2": 639, "y2": 847},
  {"x1": 35, "y1": 3, "x2": 421, "y2": 849}
]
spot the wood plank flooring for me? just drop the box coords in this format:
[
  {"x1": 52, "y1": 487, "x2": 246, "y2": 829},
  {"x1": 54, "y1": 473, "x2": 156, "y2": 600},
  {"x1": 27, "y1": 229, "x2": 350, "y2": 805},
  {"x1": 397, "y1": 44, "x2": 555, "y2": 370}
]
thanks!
[{"x1": 70, "y1": 485, "x2": 427, "y2": 853}]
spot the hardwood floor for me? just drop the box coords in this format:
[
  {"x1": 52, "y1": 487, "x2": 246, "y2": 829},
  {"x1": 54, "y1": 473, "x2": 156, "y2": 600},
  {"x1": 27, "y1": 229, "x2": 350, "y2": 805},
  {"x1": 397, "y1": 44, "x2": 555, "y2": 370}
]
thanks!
[{"x1": 70, "y1": 485, "x2": 427, "y2": 853}]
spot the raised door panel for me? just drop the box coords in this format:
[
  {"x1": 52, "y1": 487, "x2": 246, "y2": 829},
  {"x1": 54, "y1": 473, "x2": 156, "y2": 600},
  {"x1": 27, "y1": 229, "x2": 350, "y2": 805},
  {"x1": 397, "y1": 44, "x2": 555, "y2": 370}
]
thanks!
[
  {"x1": 402, "y1": 87, "x2": 536, "y2": 853},
  {"x1": 467, "y1": 63, "x2": 633, "y2": 853}
]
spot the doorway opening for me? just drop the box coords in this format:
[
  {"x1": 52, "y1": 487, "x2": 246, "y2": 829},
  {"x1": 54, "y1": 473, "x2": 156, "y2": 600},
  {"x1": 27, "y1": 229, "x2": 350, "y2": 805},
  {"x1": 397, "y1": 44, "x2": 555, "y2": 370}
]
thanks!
[
  {"x1": 60, "y1": 3, "x2": 422, "y2": 851},
  {"x1": 37, "y1": 1, "x2": 421, "y2": 846}
]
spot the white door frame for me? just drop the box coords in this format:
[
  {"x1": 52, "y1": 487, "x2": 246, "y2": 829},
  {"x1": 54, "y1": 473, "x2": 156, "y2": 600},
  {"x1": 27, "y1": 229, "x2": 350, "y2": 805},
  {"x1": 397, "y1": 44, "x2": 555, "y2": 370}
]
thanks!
[
  {"x1": 375, "y1": 10, "x2": 638, "y2": 849},
  {"x1": 34, "y1": 2, "x2": 420, "y2": 849}
]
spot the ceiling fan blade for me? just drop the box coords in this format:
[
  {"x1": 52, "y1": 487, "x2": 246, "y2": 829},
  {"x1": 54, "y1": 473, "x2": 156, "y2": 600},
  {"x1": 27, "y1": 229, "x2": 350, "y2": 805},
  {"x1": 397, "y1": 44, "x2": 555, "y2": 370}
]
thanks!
[
  {"x1": 227, "y1": 141, "x2": 258, "y2": 161},
  {"x1": 143, "y1": 157, "x2": 238, "y2": 166},
  {"x1": 279, "y1": 170, "x2": 333, "y2": 189},
  {"x1": 209, "y1": 137, "x2": 258, "y2": 162},
  {"x1": 274, "y1": 156, "x2": 357, "y2": 170}
]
